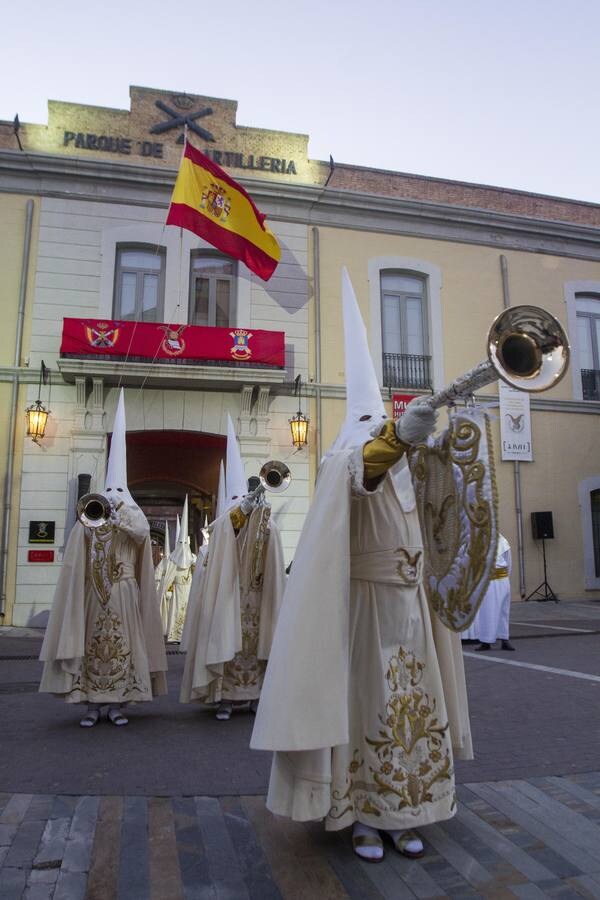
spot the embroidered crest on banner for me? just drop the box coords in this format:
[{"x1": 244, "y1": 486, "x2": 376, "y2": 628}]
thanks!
[
  {"x1": 85, "y1": 322, "x2": 120, "y2": 349},
  {"x1": 200, "y1": 182, "x2": 231, "y2": 222},
  {"x1": 408, "y1": 408, "x2": 498, "y2": 632},
  {"x1": 230, "y1": 329, "x2": 253, "y2": 361},
  {"x1": 159, "y1": 324, "x2": 186, "y2": 356}
]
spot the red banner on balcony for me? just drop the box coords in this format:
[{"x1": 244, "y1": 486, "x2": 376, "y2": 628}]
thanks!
[{"x1": 60, "y1": 318, "x2": 285, "y2": 368}]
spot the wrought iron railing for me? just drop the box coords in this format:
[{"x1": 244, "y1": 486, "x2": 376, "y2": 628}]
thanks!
[
  {"x1": 581, "y1": 369, "x2": 600, "y2": 401},
  {"x1": 382, "y1": 353, "x2": 432, "y2": 389}
]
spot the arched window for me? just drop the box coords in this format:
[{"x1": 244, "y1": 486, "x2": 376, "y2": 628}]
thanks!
[
  {"x1": 113, "y1": 245, "x2": 165, "y2": 321},
  {"x1": 380, "y1": 271, "x2": 430, "y2": 389},
  {"x1": 189, "y1": 251, "x2": 236, "y2": 327},
  {"x1": 576, "y1": 294, "x2": 600, "y2": 400}
]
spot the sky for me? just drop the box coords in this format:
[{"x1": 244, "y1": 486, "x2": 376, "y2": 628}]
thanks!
[{"x1": 2, "y1": 0, "x2": 600, "y2": 203}]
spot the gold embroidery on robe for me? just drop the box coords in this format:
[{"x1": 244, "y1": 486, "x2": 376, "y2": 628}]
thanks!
[
  {"x1": 222, "y1": 600, "x2": 265, "y2": 689},
  {"x1": 329, "y1": 647, "x2": 453, "y2": 820}
]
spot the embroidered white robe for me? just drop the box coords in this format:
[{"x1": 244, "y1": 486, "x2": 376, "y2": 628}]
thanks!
[
  {"x1": 251, "y1": 447, "x2": 472, "y2": 831},
  {"x1": 180, "y1": 505, "x2": 285, "y2": 704},
  {"x1": 39, "y1": 506, "x2": 168, "y2": 704}
]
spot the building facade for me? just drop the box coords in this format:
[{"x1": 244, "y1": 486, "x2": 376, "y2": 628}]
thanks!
[{"x1": 1, "y1": 85, "x2": 599, "y2": 625}]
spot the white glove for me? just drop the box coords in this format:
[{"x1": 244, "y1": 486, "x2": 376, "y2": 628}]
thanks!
[
  {"x1": 395, "y1": 398, "x2": 437, "y2": 445},
  {"x1": 240, "y1": 485, "x2": 264, "y2": 515}
]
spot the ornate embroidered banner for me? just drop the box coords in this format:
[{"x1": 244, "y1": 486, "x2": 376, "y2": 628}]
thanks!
[
  {"x1": 408, "y1": 408, "x2": 499, "y2": 633},
  {"x1": 60, "y1": 318, "x2": 285, "y2": 368}
]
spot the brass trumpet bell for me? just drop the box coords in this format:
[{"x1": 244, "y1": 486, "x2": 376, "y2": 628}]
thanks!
[
  {"x1": 488, "y1": 305, "x2": 570, "y2": 393},
  {"x1": 259, "y1": 460, "x2": 292, "y2": 494},
  {"x1": 77, "y1": 493, "x2": 112, "y2": 528}
]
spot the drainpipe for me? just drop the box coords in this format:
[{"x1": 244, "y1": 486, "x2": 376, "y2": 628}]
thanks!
[
  {"x1": 312, "y1": 227, "x2": 322, "y2": 467},
  {"x1": 500, "y1": 254, "x2": 526, "y2": 597},
  {"x1": 0, "y1": 199, "x2": 34, "y2": 620}
]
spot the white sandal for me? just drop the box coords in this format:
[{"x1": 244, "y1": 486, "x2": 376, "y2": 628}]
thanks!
[
  {"x1": 79, "y1": 709, "x2": 101, "y2": 728},
  {"x1": 215, "y1": 702, "x2": 233, "y2": 721},
  {"x1": 107, "y1": 707, "x2": 128, "y2": 726}
]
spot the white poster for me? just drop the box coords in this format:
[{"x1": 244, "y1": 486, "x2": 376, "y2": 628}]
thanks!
[{"x1": 499, "y1": 383, "x2": 533, "y2": 461}]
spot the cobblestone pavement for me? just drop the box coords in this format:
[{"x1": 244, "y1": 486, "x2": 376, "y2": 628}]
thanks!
[{"x1": 0, "y1": 597, "x2": 599, "y2": 898}]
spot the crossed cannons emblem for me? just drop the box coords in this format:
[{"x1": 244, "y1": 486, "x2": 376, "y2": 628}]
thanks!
[{"x1": 150, "y1": 100, "x2": 216, "y2": 144}]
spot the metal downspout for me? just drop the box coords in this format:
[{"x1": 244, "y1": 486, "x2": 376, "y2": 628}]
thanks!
[
  {"x1": 0, "y1": 199, "x2": 34, "y2": 620},
  {"x1": 312, "y1": 226, "x2": 322, "y2": 466},
  {"x1": 500, "y1": 254, "x2": 526, "y2": 597}
]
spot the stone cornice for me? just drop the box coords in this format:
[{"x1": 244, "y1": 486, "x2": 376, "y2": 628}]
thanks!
[{"x1": 2, "y1": 150, "x2": 600, "y2": 260}]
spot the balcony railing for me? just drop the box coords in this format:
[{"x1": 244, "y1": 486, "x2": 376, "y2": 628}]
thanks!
[
  {"x1": 581, "y1": 369, "x2": 600, "y2": 401},
  {"x1": 383, "y1": 353, "x2": 432, "y2": 390}
]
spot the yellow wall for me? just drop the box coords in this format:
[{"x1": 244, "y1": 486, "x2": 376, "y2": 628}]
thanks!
[
  {"x1": 313, "y1": 226, "x2": 600, "y2": 599},
  {"x1": 0, "y1": 195, "x2": 39, "y2": 623}
]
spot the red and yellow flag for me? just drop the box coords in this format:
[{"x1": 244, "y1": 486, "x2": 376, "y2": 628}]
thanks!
[{"x1": 166, "y1": 141, "x2": 281, "y2": 281}]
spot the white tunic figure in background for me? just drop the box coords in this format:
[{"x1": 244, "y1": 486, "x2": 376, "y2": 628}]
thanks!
[
  {"x1": 251, "y1": 269, "x2": 473, "y2": 862},
  {"x1": 180, "y1": 466, "x2": 224, "y2": 654},
  {"x1": 463, "y1": 534, "x2": 514, "y2": 651},
  {"x1": 39, "y1": 389, "x2": 168, "y2": 727},
  {"x1": 163, "y1": 497, "x2": 195, "y2": 643},
  {"x1": 180, "y1": 414, "x2": 286, "y2": 721},
  {"x1": 154, "y1": 519, "x2": 171, "y2": 634}
]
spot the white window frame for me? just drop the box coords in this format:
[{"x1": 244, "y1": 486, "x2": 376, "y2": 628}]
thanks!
[
  {"x1": 578, "y1": 475, "x2": 600, "y2": 589},
  {"x1": 113, "y1": 244, "x2": 166, "y2": 321},
  {"x1": 368, "y1": 256, "x2": 444, "y2": 390},
  {"x1": 564, "y1": 281, "x2": 600, "y2": 401},
  {"x1": 189, "y1": 250, "x2": 237, "y2": 327}
]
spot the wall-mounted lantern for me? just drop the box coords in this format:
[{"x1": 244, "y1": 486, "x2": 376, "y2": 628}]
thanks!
[
  {"x1": 289, "y1": 375, "x2": 309, "y2": 448},
  {"x1": 25, "y1": 361, "x2": 51, "y2": 445}
]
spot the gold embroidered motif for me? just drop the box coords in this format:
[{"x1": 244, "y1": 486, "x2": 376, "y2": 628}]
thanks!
[
  {"x1": 223, "y1": 600, "x2": 265, "y2": 689},
  {"x1": 408, "y1": 411, "x2": 498, "y2": 632},
  {"x1": 395, "y1": 549, "x2": 422, "y2": 584},
  {"x1": 250, "y1": 506, "x2": 271, "y2": 591},
  {"x1": 70, "y1": 610, "x2": 147, "y2": 697},
  {"x1": 329, "y1": 647, "x2": 452, "y2": 821}
]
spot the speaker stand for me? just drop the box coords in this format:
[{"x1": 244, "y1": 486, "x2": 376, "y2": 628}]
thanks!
[{"x1": 525, "y1": 537, "x2": 559, "y2": 602}]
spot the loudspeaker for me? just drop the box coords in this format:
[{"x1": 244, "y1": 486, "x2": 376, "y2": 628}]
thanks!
[{"x1": 531, "y1": 511, "x2": 554, "y2": 540}]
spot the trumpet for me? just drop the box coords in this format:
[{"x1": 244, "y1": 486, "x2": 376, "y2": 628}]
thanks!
[
  {"x1": 76, "y1": 493, "x2": 114, "y2": 528},
  {"x1": 427, "y1": 305, "x2": 570, "y2": 409},
  {"x1": 246, "y1": 461, "x2": 292, "y2": 504},
  {"x1": 259, "y1": 460, "x2": 292, "y2": 493}
]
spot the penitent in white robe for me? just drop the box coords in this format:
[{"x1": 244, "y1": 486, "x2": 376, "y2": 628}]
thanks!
[
  {"x1": 180, "y1": 505, "x2": 285, "y2": 705},
  {"x1": 165, "y1": 564, "x2": 194, "y2": 643},
  {"x1": 462, "y1": 538, "x2": 512, "y2": 644},
  {"x1": 252, "y1": 447, "x2": 472, "y2": 832},
  {"x1": 39, "y1": 506, "x2": 168, "y2": 704}
]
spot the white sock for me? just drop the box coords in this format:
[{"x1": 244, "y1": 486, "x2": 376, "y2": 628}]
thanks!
[
  {"x1": 387, "y1": 829, "x2": 423, "y2": 855},
  {"x1": 353, "y1": 822, "x2": 383, "y2": 861}
]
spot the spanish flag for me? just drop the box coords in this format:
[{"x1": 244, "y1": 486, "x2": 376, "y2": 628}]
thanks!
[{"x1": 166, "y1": 141, "x2": 281, "y2": 281}]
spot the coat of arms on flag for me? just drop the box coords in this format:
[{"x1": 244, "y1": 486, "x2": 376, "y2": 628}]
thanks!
[
  {"x1": 230, "y1": 329, "x2": 253, "y2": 361},
  {"x1": 85, "y1": 322, "x2": 120, "y2": 348},
  {"x1": 201, "y1": 182, "x2": 231, "y2": 222}
]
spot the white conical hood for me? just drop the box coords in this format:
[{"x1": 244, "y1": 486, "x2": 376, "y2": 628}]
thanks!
[
  {"x1": 175, "y1": 515, "x2": 181, "y2": 546},
  {"x1": 104, "y1": 388, "x2": 136, "y2": 506},
  {"x1": 163, "y1": 518, "x2": 171, "y2": 560},
  {"x1": 325, "y1": 268, "x2": 387, "y2": 457},
  {"x1": 171, "y1": 495, "x2": 193, "y2": 568},
  {"x1": 201, "y1": 514, "x2": 210, "y2": 546},
  {"x1": 225, "y1": 414, "x2": 247, "y2": 508},
  {"x1": 215, "y1": 461, "x2": 226, "y2": 518}
]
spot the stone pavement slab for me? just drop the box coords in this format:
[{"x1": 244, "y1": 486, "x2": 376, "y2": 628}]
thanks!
[{"x1": 0, "y1": 777, "x2": 599, "y2": 899}]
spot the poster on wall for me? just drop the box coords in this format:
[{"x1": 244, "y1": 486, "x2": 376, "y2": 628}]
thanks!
[
  {"x1": 392, "y1": 393, "x2": 417, "y2": 418},
  {"x1": 499, "y1": 383, "x2": 533, "y2": 461}
]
